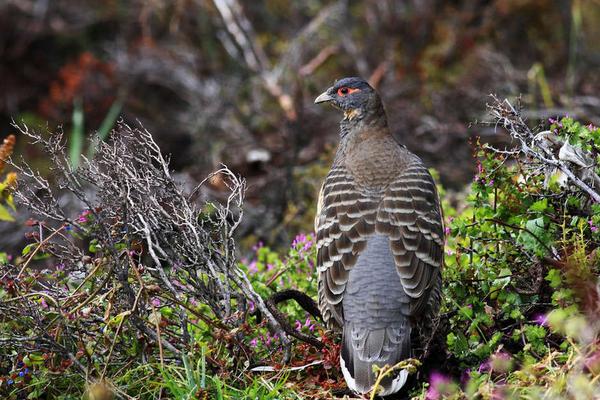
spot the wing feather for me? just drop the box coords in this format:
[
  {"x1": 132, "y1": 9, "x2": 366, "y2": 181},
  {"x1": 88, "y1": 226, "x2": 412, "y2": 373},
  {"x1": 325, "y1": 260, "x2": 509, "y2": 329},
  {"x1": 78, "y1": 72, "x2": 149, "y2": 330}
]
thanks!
[{"x1": 316, "y1": 162, "x2": 444, "y2": 329}]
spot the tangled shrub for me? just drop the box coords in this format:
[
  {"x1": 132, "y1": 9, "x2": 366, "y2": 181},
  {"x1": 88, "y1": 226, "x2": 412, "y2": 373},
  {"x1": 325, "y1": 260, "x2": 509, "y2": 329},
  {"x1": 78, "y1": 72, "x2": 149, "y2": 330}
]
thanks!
[
  {"x1": 432, "y1": 98, "x2": 600, "y2": 398},
  {"x1": 0, "y1": 122, "x2": 293, "y2": 398}
]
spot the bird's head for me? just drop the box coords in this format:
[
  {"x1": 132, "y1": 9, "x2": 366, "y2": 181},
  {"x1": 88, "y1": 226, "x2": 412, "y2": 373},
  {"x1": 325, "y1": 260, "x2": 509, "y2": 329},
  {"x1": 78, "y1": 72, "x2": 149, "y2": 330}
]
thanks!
[{"x1": 314, "y1": 77, "x2": 382, "y2": 122}]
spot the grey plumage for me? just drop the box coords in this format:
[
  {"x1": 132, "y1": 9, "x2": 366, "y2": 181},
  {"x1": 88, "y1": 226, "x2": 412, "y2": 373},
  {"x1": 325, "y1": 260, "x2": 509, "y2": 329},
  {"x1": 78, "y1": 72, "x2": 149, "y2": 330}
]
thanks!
[
  {"x1": 341, "y1": 234, "x2": 411, "y2": 393},
  {"x1": 314, "y1": 77, "x2": 443, "y2": 395}
]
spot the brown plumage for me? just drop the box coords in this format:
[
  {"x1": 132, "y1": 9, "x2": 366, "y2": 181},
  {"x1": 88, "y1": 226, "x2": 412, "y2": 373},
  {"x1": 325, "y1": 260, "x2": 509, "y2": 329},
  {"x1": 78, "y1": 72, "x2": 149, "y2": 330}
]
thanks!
[{"x1": 314, "y1": 77, "x2": 443, "y2": 395}]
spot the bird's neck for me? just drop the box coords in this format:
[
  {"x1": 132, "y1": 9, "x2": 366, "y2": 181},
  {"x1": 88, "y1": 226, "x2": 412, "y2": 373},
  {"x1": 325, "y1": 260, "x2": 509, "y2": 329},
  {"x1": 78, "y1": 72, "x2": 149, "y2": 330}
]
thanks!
[
  {"x1": 334, "y1": 108, "x2": 407, "y2": 188},
  {"x1": 339, "y1": 104, "x2": 388, "y2": 139}
]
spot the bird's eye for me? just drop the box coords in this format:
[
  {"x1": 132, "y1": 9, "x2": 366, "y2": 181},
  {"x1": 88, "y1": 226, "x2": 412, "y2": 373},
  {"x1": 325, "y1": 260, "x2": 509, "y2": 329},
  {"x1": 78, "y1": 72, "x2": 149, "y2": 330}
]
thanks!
[{"x1": 337, "y1": 87, "x2": 359, "y2": 96}]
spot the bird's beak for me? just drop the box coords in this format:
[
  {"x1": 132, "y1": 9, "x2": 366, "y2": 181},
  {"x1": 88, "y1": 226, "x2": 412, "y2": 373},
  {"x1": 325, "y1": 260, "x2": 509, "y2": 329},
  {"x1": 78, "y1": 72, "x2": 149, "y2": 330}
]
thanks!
[{"x1": 314, "y1": 90, "x2": 334, "y2": 104}]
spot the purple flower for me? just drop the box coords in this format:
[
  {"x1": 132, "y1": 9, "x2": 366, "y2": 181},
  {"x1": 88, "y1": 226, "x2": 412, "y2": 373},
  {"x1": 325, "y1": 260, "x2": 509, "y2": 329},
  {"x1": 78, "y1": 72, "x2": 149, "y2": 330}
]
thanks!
[
  {"x1": 252, "y1": 241, "x2": 264, "y2": 252},
  {"x1": 444, "y1": 226, "x2": 451, "y2": 235},
  {"x1": 478, "y1": 360, "x2": 491, "y2": 373},
  {"x1": 533, "y1": 313, "x2": 548, "y2": 326},
  {"x1": 304, "y1": 317, "x2": 312, "y2": 327},
  {"x1": 292, "y1": 233, "x2": 307, "y2": 248},
  {"x1": 302, "y1": 240, "x2": 313, "y2": 252},
  {"x1": 151, "y1": 298, "x2": 161, "y2": 307},
  {"x1": 589, "y1": 220, "x2": 598, "y2": 232},
  {"x1": 247, "y1": 261, "x2": 258, "y2": 274},
  {"x1": 248, "y1": 301, "x2": 255, "y2": 313},
  {"x1": 295, "y1": 320, "x2": 302, "y2": 331},
  {"x1": 250, "y1": 338, "x2": 258, "y2": 347},
  {"x1": 40, "y1": 298, "x2": 48, "y2": 309},
  {"x1": 460, "y1": 368, "x2": 471, "y2": 385},
  {"x1": 266, "y1": 263, "x2": 275, "y2": 272}
]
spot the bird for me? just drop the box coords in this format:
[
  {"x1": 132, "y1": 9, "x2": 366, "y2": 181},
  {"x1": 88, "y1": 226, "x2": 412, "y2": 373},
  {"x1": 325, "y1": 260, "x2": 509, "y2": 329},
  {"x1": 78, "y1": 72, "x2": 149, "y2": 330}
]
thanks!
[{"x1": 314, "y1": 77, "x2": 444, "y2": 396}]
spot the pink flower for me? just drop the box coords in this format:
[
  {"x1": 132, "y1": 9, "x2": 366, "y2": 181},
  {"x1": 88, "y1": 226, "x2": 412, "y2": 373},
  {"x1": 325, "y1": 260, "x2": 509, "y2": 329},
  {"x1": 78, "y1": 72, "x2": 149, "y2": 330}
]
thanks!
[
  {"x1": 295, "y1": 320, "x2": 302, "y2": 331},
  {"x1": 490, "y1": 351, "x2": 513, "y2": 373},
  {"x1": 250, "y1": 338, "x2": 258, "y2": 347},
  {"x1": 151, "y1": 298, "x2": 161, "y2": 307},
  {"x1": 426, "y1": 372, "x2": 452, "y2": 400}
]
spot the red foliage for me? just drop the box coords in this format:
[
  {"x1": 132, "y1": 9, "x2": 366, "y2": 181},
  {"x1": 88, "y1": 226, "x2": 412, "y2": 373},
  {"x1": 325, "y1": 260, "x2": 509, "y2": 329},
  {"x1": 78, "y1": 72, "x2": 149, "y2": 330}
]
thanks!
[{"x1": 38, "y1": 52, "x2": 116, "y2": 124}]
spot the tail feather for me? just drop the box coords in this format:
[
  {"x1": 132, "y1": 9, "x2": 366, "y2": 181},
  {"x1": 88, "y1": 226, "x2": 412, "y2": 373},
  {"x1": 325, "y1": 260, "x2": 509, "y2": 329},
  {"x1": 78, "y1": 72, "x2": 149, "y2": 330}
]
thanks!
[{"x1": 341, "y1": 322, "x2": 411, "y2": 395}]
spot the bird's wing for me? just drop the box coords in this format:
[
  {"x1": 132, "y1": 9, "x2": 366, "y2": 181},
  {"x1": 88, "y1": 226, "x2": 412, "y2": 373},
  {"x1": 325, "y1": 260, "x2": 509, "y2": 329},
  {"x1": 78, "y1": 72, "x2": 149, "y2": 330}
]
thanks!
[
  {"x1": 316, "y1": 162, "x2": 444, "y2": 329},
  {"x1": 315, "y1": 166, "x2": 379, "y2": 329},
  {"x1": 376, "y1": 162, "x2": 444, "y2": 315}
]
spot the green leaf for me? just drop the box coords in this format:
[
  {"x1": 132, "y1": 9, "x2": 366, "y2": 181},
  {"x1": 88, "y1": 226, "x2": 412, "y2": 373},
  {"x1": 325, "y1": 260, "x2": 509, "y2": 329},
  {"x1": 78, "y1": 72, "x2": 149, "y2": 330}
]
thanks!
[
  {"x1": 546, "y1": 269, "x2": 562, "y2": 288},
  {"x1": 0, "y1": 203, "x2": 14, "y2": 221},
  {"x1": 529, "y1": 198, "x2": 548, "y2": 212},
  {"x1": 518, "y1": 217, "x2": 550, "y2": 255},
  {"x1": 22, "y1": 243, "x2": 37, "y2": 256},
  {"x1": 69, "y1": 98, "x2": 85, "y2": 169},
  {"x1": 88, "y1": 96, "x2": 124, "y2": 159}
]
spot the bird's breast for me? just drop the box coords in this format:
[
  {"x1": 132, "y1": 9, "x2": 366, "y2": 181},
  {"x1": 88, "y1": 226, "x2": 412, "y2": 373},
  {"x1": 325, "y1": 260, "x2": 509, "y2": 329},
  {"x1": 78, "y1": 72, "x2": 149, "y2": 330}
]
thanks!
[{"x1": 344, "y1": 136, "x2": 408, "y2": 188}]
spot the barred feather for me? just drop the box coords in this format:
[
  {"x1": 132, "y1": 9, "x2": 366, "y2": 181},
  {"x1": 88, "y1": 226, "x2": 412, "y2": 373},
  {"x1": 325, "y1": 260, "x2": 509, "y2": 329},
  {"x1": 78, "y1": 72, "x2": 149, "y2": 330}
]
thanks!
[{"x1": 316, "y1": 161, "x2": 443, "y2": 328}]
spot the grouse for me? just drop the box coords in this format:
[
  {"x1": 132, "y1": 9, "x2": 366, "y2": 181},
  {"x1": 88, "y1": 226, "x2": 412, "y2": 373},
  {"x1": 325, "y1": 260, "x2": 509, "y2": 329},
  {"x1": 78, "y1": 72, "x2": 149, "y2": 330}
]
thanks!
[{"x1": 314, "y1": 77, "x2": 444, "y2": 396}]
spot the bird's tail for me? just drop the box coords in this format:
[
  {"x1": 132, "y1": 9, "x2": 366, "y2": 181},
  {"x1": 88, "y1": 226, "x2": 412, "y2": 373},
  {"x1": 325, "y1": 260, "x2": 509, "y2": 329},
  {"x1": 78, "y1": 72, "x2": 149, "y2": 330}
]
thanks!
[{"x1": 340, "y1": 321, "x2": 412, "y2": 396}]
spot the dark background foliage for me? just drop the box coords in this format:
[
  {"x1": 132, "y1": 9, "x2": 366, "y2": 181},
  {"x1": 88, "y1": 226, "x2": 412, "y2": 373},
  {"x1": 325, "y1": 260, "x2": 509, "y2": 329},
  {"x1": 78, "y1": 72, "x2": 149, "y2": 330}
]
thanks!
[{"x1": 2, "y1": 2, "x2": 600, "y2": 399}]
